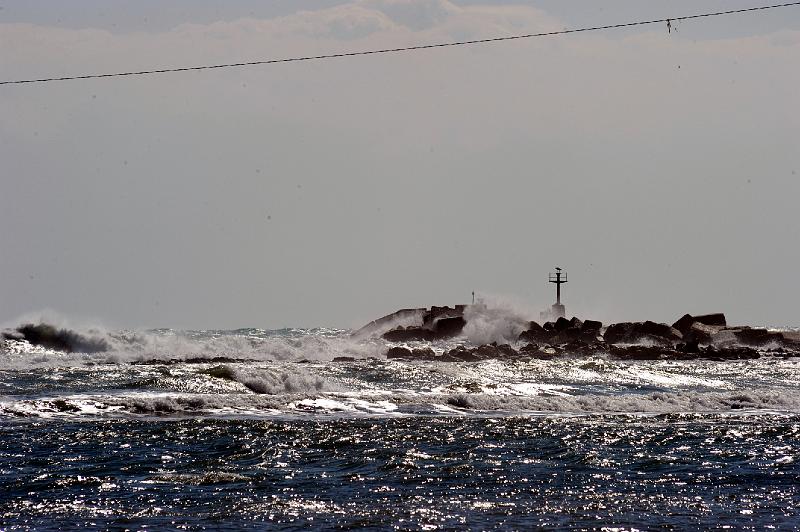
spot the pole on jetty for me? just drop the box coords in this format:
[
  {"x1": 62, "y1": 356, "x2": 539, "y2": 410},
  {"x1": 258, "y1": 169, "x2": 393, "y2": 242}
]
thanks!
[{"x1": 548, "y1": 267, "x2": 567, "y2": 319}]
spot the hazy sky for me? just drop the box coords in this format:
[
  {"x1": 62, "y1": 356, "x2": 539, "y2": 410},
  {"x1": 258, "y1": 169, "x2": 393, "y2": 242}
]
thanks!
[{"x1": 1, "y1": 1, "x2": 798, "y2": 330}]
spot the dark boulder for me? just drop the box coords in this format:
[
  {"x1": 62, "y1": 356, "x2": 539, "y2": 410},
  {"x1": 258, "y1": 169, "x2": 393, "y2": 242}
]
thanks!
[
  {"x1": 519, "y1": 343, "x2": 559, "y2": 359},
  {"x1": 695, "y1": 313, "x2": 727, "y2": 327},
  {"x1": 386, "y1": 346, "x2": 412, "y2": 359},
  {"x1": 383, "y1": 309, "x2": 466, "y2": 342},
  {"x1": 560, "y1": 340, "x2": 602, "y2": 356},
  {"x1": 604, "y1": 323, "x2": 635, "y2": 344},
  {"x1": 423, "y1": 306, "x2": 465, "y2": 327},
  {"x1": 433, "y1": 316, "x2": 466, "y2": 338},
  {"x1": 675, "y1": 344, "x2": 758, "y2": 361},
  {"x1": 554, "y1": 317, "x2": 572, "y2": 332},
  {"x1": 383, "y1": 327, "x2": 433, "y2": 342},
  {"x1": 550, "y1": 329, "x2": 584, "y2": 345},
  {"x1": 638, "y1": 321, "x2": 683, "y2": 341},
  {"x1": 672, "y1": 313, "x2": 727, "y2": 336},
  {"x1": 358, "y1": 304, "x2": 467, "y2": 339},
  {"x1": 383, "y1": 320, "x2": 465, "y2": 342},
  {"x1": 672, "y1": 314, "x2": 696, "y2": 336},
  {"x1": 442, "y1": 344, "x2": 519, "y2": 362},
  {"x1": 604, "y1": 321, "x2": 682, "y2": 345},
  {"x1": 582, "y1": 320, "x2": 603, "y2": 332},
  {"x1": 441, "y1": 346, "x2": 480, "y2": 362},
  {"x1": 477, "y1": 343, "x2": 518, "y2": 359},
  {"x1": 677, "y1": 338, "x2": 701, "y2": 354},
  {"x1": 547, "y1": 318, "x2": 603, "y2": 345},
  {"x1": 386, "y1": 347, "x2": 436, "y2": 361},
  {"x1": 683, "y1": 322, "x2": 720, "y2": 345},
  {"x1": 527, "y1": 321, "x2": 546, "y2": 333},
  {"x1": 518, "y1": 321, "x2": 554, "y2": 344},
  {"x1": 578, "y1": 320, "x2": 604, "y2": 342}
]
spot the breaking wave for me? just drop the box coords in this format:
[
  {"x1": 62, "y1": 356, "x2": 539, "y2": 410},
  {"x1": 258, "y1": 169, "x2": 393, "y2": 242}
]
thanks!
[
  {"x1": 1, "y1": 301, "x2": 545, "y2": 366},
  {"x1": 202, "y1": 364, "x2": 330, "y2": 395},
  {"x1": 3, "y1": 386, "x2": 799, "y2": 420},
  {"x1": 442, "y1": 388, "x2": 800, "y2": 414},
  {"x1": 1, "y1": 323, "x2": 387, "y2": 367}
]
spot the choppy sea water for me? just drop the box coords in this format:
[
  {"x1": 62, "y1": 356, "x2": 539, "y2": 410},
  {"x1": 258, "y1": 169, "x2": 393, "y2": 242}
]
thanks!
[{"x1": 1, "y1": 327, "x2": 799, "y2": 529}]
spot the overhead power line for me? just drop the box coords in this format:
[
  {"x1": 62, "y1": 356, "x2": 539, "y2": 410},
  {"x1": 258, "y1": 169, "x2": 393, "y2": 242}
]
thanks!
[{"x1": 2, "y1": 2, "x2": 799, "y2": 86}]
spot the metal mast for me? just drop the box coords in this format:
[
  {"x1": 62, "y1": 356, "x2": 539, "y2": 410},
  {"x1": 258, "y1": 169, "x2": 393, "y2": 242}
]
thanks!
[
  {"x1": 549, "y1": 268, "x2": 567, "y2": 304},
  {"x1": 548, "y1": 267, "x2": 568, "y2": 319}
]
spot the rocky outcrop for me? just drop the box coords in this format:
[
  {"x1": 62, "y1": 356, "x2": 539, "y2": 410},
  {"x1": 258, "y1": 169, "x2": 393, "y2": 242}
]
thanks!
[
  {"x1": 383, "y1": 316, "x2": 467, "y2": 342},
  {"x1": 384, "y1": 340, "x2": 765, "y2": 362},
  {"x1": 672, "y1": 313, "x2": 727, "y2": 336},
  {"x1": 518, "y1": 318, "x2": 602, "y2": 345},
  {"x1": 434, "y1": 316, "x2": 468, "y2": 338},
  {"x1": 683, "y1": 322, "x2": 722, "y2": 345},
  {"x1": 518, "y1": 321, "x2": 553, "y2": 344},
  {"x1": 386, "y1": 343, "x2": 520, "y2": 362},
  {"x1": 610, "y1": 343, "x2": 760, "y2": 361},
  {"x1": 551, "y1": 318, "x2": 603, "y2": 344},
  {"x1": 382, "y1": 306, "x2": 467, "y2": 342},
  {"x1": 604, "y1": 321, "x2": 682, "y2": 346},
  {"x1": 441, "y1": 344, "x2": 518, "y2": 362},
  {"x1": 372, "y1": 305, "x2": 798, "y2": 363},
  {"x1": 383, "y1": 328, "x2": 435, "y2": 342},
  {"x1": 386, "y1": 346, "x2": 436, "y2": 361},
  {"x1": 423, "y1": 306, "x2": 466, "y2": 326}
]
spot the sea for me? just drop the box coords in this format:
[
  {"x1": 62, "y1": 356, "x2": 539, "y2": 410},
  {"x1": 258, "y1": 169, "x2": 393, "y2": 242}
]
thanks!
[{"x1": 1, "y1": 324, "x2": 799, "y2": 530}]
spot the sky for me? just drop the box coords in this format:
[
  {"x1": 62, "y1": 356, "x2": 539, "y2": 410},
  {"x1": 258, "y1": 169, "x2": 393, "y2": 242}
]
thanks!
[{"x1": 1, "y1": 0, "x2": 798, "y2": 330}]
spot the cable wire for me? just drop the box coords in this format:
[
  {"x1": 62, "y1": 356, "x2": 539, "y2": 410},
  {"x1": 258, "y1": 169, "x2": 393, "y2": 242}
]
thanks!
[{"x1": 2, "y1": 2, "x2": 799, "y2": 86}]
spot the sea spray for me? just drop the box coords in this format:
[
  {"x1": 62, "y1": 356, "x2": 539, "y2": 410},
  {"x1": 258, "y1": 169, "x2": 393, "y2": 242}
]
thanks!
[
  {"x1": 1, "y1": 323, "x2": 388, "y2": 366},
  {"x1": 462, "y1": 298, "x2": 532, "y2": 345}
]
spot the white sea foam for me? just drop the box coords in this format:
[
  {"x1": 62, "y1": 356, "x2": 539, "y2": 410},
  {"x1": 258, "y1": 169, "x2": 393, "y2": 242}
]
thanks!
[
  {"x1": 3, "y1": 321, "x2": 800, "y2": 421},
  {"x1": 441, "y1": 388, "x2": 800, "y2": 415},
  {"x1": 1, "y1": 326, "x2": 388, "y2": 367},
  {"x1": 462, "y1": 298, "x2": 532, "y2": 345},
  {"x1": 3, "y1": 385, "x2": 799, "y2": 420},
  {"x1": 211, "y1": 364, "x2": 335, "y2": 395}
]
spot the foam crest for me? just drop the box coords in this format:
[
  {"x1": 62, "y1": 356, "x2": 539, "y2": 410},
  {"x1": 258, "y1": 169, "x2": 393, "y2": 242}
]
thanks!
[
  {"x1": 6, "y1": 385, "x2": 798, "y2": 420},
  {"x1": 443, "y1": 388, "x2": 800, "y2": 414},
  {"x1": 205, "y1": 364, "x2": 331, "y2": 395}
]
